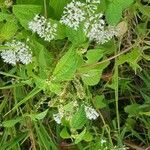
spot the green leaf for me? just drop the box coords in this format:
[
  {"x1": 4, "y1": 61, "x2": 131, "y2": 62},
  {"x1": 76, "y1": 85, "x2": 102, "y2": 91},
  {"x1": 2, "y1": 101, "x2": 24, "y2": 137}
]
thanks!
[
  {"x1": 93, "y1": 95, "x2": 106, "y2": 109},
  {"x1": 31, "y1": 109, "x2": 49, "y2": 121},
  {"x1": 80, "y1": 61, "x2": 110, "y2": 86},
  {"x1": 106, "y1": 0, "x2": 134, "y2": 25},
  {"x1": 30, "y1": 40, "x2": 53, "y2": 78},
  {"x1": 16, "y1": 0, "x2": 43, "y2": 5},
  {"x1": 38, "y1": 46, "x2": 53, "y2": 78},
  {"x1": 74, "y1": 128, "x2": 86, "y2": 144},
  {"x1": 118, "y1": 0, "x2": 134, "y2": 10},
  {"x1": 106, "y1": 2, "x2": 122, "y2": 25},
  {"x1": 66, "y1": 25, "x2": 87, "y2": 45},
  {"x1": 35, "y1": 122, "x2": 57, "y2": 150},
  {"x1": 13, "y1": 5, "x2": 42, "y2": 29},
  {"x1": 140, "y1": 111, "x2": 150, "y2": 116},
  {"x1": 83, "y1": 131, "x2": 93, "y2": 142},
  {"x1": 117, "y1": 48, "x2": 142, "y2": 72},
  {"x1": 53, "y1": 47, "x2": 81, "y2": 81},
  {"x1": 143, "y1": 54, "x2": 150, "y2": 61},
  {"x1": 136, "y1": 2, "x2": 150, "y2": 17},
  {"x1": 0, "y1": 20, "x2": 18, "y2": 41},
  {"x1": 49, "y1": 0, "x2": 71, "y2": 19},
  {"x1": 55, "y1": 22, "x2": 66, "y2": 40},
  {"x1": 60, "y1": 127, "x2": 70, "y2": 139},
  {"x1": 0, "y1": 12, "x2": 13, "y2": 22},
  {"x1": 2, "y1": 117, "x2": 22, "y2": 127},
  {"x1": 63, "y1": 101, "x2": 76, "y2": 112},
  {"x1": 124, "y1": 104, "x2": 141, "y2": 116},
  {"x1": 9, "y1": 87, "x2": 42, "y2": 113},
  {"x1": 49, "y1": 82, "x2": 62, "y2": 94},
  {"x1": 71, "y1": 105, "x2": 87, "y2": 129},
  {"x1": 86, "y1": 49, "x2": 104, "y2": 64},
  {"x1": 1, "y1": 132, "x2": 28, "y2": 150},
  {"x1": 81, "y1": 69, "x2": 100, "y2": 86}
]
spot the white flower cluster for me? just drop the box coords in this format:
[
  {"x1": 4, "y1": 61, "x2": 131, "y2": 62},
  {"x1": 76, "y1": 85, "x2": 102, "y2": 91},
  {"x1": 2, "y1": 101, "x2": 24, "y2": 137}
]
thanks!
[
  {"x1": 86, "y1": 0, "x2": 100, "y2": 4},
  {"x1": 1, "y1": 40, "x2": 32, "y2": 65},
  {"x1": 60, "y1": 0, "x2": 86, "y2": 30},
  {"x1": 28, "y1": 15, "x2": 57, "y2": 42},
  {"x1": 84, "y1": 105, "x2": 99, "y2": 120},
  {"x1": 101, "y1": 139, "x2": 107, "y2": 145},
  {"x1": 113, "y1": 146, "x2": 129, "y2": 150},
  {"x1": 60, "y1": 0, "x2": 118, "y2": 44},
  {"x1": 84, "y1": 13, "x2": 118, "y2": 44},
  {"x1": 53, "y1": 112, "x2": 63, "y2": 124}
]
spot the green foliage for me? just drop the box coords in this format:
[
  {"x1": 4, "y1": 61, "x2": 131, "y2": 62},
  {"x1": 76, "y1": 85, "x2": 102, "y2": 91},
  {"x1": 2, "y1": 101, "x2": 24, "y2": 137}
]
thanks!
[
  {"x1": 60, "y1": 127, "x2": 70, "y2": 139},
  {"x1": 86, "y1": 49, "x2": 104, "y2": 64},
  {"x1": 0, "y1": 20, "x2": 18, "y2": 41},
  {"x1": 0, "y1": 0, "x2": 149, "y2": 149},
  {"x1": 66, "y1": 25, "x2": 87, "y2": 45},
  {"x1": 13, "y1": 5, "x2": 42, "y2": 29},
  {"x1": 74, "y1": 128, "x2": 86, "y2": 144},
  {"x1": 93, "y1": 95, "x2": 106, "y2": 109},
  {"x1": 1, "y1": 132, "x2": 28, "y2": 150},
  {"x1": 53, "y1": 46, "x2": 82, "y2": 81},
  {"x1": 106, "y1": 0, "x2": 134, "y2": 25},
  {"x1": 117, "y1": 48, "x2": 142, "y2": 72},
  {"x1": 80, "y1": 61, "x2": 109, "y2": 85},
  {"x1": 2, "y1": 117, "x2": 22, "y2": 128},
  {"x1": 49, "y1": 0, "x2": 71, "y2": 19},
  {"x1": 71, "y1": 105, "x2": 87, "y2": 129}
]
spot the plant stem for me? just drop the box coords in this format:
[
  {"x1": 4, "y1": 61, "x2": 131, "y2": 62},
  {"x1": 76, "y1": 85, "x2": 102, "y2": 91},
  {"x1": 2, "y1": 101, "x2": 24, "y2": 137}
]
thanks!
[
  {"x1": 98, "y1": 110, "x2": 113, "y2": 147},
  {"x1": 114, "y1": 40, "x2": 121, "y2": 146},
  {"x1": 44, "y1": 0, "x2": 47, "y2": 18}
]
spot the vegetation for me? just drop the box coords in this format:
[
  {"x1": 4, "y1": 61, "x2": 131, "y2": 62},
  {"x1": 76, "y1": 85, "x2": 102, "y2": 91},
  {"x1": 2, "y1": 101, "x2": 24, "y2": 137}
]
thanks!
[{"x1": 0, "y1": 0, "x2": 150, "y2": 149}]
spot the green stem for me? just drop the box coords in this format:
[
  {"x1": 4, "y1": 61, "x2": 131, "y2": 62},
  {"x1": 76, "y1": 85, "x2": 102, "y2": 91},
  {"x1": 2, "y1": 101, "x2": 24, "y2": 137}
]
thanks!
[
  {"x1": 44, "y1": 0, "x2": 47, "y2": 18},
  {"x1": 98, "y1": 110, "x2": 113, "y2": 147},
  {"x1": 114, "y1": 40, "x2": 121, "y2": 146}
]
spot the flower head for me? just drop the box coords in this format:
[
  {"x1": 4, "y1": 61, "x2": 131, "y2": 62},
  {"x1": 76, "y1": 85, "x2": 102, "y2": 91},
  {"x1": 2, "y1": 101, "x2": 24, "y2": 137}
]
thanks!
[
  {"x1": 86, "y1": 0, "x2": 100, "y2": 4},
  {"x1": 60, "y1": 0, "x2": 86, "y2": 30},
  {"x1": 29, "y1": 15, "x2": 57, "y2": 42},
  {"x1": 84, "y1": 105, "x2": 99, "y2": 120},
  {"x1": 84, "y1": 13, "x2": 117, "y2": 44},
  {"x1": 53, "y1": 112, "x2": 63, "y2": 124},
  {"x1": 1, "y1": 40, "x2": 32, "y2": 65}
]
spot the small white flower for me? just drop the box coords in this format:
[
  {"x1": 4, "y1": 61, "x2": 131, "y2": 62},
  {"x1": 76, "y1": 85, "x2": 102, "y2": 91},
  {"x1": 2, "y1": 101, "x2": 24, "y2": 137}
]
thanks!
[
  {"x1": 99, "y1": 26, "x2": 118, "y2": 44},
  {"x1": 60, "y1": 0, "x2": 86, "y2": 30},
  {"x1": 86, "y1": 0, "x2": 100, "y2": 4},
  {"x1": 1, "y1": 40, "x2": 32, "y2": 65},
  {"x1": 101, "y1": 139, "x2": 106, "y2": 145},
  {"x1": 1, "y1": 50, "x2": 17, "y2": 65},
  {"x1": 84, "y1": 13, "x2": 118, "y2": 44},
  {"x1": 113, "y1": 145, "x2": 129, "y2": 150},
  {"x1": 84, "y1": 105, "x2": 99, "y2": 120},
  {"x1": 53, "y1": 113, "x2": 63, "y2": 124},
  {"x1": 29, "y1": 15, "x2": 57, "y2": 42}
]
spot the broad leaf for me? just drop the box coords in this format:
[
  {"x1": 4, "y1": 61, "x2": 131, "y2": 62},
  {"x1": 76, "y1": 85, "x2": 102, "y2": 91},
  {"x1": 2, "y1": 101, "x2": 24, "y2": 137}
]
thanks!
[
  {"x1": 66, "y1": 25, "x2": 87, "y2": 45},
  {"x1": 30, "y1": 109, "x2": 49, "y2": 121},
  {"x1": 106, "y1": 0, "x2": 134, "y2": 25},
  {"x1": 2, "y1": 117, "x2": 22, "y2": 127},
  {"x1": 53, "y1": 46, "x2": 82, "y2": 81},
  {"x1": 80, "y1": 61, "x2": 110, "y2": 86},
  {"x1": 49, "y1": 0, "x2": 71, "y2": 19},
  {"x1": 86, "y1": 49, "x2": 104, "y2": 64},
  {"x1": 93, "y1": 95, "x2": 107, "y2": 109},
  {"x1": 71, "y1": 105, "x2": 87, "y2": 129},
  {"x1": 0, "y1": 20, "x2": 18, "y2": 41},
  {"x1": 13, "y1": 5, "x2": 42, "y2": 29},
  {"x1": 81, "y1": 69, "x2": 100, "y2": 86},
  {"x1": 60, "y1": 127, "x2": 70, "y2": 139},
  {"x1": 125, "y1": 104, "x2": 141, "y2": 116},
  {"x1": 75, "y1": 128, "x2": 86, "y2": 144}
]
